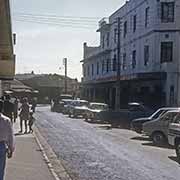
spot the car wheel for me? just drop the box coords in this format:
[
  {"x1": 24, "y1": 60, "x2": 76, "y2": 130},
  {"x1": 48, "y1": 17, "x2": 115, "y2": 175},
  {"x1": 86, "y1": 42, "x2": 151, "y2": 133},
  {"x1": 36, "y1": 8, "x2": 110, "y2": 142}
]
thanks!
[
  {"x1": 175, "y1": 141, "x2": 180, "y2": 163},
  {"x1": 152, "y1": 132, "x2": 166, "y2": 145}
]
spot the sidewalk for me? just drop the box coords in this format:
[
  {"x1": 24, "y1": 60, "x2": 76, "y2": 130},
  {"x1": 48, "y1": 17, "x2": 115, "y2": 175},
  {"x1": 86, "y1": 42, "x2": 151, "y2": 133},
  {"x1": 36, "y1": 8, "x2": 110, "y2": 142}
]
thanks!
[{"x1": 5, "y1": 120, "x2": 56, "y2": 180}]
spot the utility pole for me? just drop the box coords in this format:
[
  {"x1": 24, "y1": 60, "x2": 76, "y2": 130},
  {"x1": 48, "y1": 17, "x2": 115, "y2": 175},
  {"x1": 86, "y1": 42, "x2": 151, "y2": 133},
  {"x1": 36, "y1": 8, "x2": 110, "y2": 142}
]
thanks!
[
  {"x1": 115, "y1": 17, "x2": 122, "y2": 110},
  {"x1": 63, "y1": 58, "x2": 68, "y2": 94}
]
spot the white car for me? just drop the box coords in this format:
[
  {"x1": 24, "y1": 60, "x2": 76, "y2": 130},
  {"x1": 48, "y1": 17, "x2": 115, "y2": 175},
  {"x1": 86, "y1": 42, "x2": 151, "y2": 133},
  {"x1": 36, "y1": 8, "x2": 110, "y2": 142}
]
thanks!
[
  {"x1": 68, "y1": 100, "x2": 89, "y2": 118},
  {"x1": 168, "y1": 113, "x2": 180, "y2": 163},
  {"x1": 84, "y1": 103, "x2": 109, "y2": 121}
]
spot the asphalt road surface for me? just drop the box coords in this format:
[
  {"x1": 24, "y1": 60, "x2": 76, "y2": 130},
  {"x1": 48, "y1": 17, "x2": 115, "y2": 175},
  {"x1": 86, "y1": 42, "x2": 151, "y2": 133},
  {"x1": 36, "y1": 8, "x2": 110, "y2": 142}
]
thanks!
[{"x1": 35, "y1": 106, "x2": 180, "y2": 180}]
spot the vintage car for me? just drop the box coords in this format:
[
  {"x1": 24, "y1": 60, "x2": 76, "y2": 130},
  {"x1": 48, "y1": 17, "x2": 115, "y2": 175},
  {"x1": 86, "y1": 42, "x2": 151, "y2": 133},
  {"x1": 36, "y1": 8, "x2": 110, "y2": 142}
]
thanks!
[
  {"x1": 68, "y1": 100, "x2": 89, "y2": 118},
  {"x1": 51, "y1": 94, "x2": 73, "y2": 112},
  {"x1": 143, "y1": 110, "x2": 180, "y2": 145},
  {"x1": 84, "y1": 102, "x2": 109, "y2": 121},
  {"x1": 168, "y1": 113, "x2": 180, "y2": 163},
  {"x1": 131, "y1": 107, "x2": 180, "y2": 134},
  {"x1": 61, "y1": 99, "x2": 75, "y2": 114}
]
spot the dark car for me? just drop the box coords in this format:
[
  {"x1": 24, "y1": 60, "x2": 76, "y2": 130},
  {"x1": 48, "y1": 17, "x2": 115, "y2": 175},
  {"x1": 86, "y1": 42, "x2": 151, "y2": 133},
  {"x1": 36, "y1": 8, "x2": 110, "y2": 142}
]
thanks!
[
  {"x1": 131, "y1": 107, "x2": 180, "y2": 134},
  {"x1": 51, "y1": 94, "x2": 73, "y2": 112}
]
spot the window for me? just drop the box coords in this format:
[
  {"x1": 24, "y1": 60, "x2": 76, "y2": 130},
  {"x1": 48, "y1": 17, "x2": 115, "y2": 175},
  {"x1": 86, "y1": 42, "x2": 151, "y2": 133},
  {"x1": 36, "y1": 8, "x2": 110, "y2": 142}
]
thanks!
[
  {"x1": 91, "y1": 64, "x2": 94, "y2": 76},
  {"x1": 124, "y1": 21, "x2": 127, "y2": 38},
  {"x1": 106, "y1": 59, "x2": 109, "y2": 72},
  {"x1": 97, "y1": 62, "x2": 99, "y2": 75},
  {"x1": 161, "y1": 2, "x2": 175, "y2": 23},
  {"x1": 132, "y1": 50, "x2": 136, "y2": 69},
  {"x1": 102, "y1": 60, "x2": 105, "y2": 73},
  {"x1": 102, "y1": 35, "x2": 105, "y2": 48},
  {"x1": 107, "y1": 32, "x2": 110, "y2": 47},
  {"x1": 169, "y1": 85, "x2": 174, "y2": 106},
  {"x1": 133, "y1": 15, "x2": 136, "y2": 32},
  {"x1": 113, "y1": 55, "x2": 117, "y2": 71},
  {"x1": 84, "y1": 66, "x2": 86, "y2": 77},
  {"x1": 123, "y1": 53, "x2": 126, "y2": 70},
  {"x1": 161, "y1": 42, "x2": 173, "y2": 63},
  {"x1": 145, "y1": 7, "x2": 150, "y2": 27},
  {"x1": 114, "y1": 28, "x2": 117, "y2": 43},
  {"x1": 144, "y1": 45, "x2": 149, "y2": 66},
  {"x1": 87, "y1": 66, "x2": 90, "y2": 76}
]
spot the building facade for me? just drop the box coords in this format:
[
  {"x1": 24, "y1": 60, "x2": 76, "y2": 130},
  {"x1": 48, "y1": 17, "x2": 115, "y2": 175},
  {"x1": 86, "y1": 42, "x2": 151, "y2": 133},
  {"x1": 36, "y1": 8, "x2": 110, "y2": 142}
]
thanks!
[
  {"x1": 81, "y1": 0, "x2": 180, "y2": 109},
  {"x1": 0, "y1": 0, "x2": 15, "y2": 96}
]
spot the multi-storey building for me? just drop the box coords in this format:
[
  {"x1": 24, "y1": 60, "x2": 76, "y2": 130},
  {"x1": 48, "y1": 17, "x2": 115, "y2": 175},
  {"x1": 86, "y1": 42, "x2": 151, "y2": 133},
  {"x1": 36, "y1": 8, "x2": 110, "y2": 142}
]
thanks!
[
  {"x1": 81, "y1": 0, "x2": 180, "y2": 109},
  {"x1": 0, "y1": 0, "x2": 15, "y2": 97}
]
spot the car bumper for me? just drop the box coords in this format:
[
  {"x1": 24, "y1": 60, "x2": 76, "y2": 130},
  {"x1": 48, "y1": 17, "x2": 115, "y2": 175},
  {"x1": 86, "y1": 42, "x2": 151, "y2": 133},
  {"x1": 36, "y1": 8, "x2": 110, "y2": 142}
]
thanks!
[{"x1": 168, "y1": 134, "x2": 175, "y2": 146}]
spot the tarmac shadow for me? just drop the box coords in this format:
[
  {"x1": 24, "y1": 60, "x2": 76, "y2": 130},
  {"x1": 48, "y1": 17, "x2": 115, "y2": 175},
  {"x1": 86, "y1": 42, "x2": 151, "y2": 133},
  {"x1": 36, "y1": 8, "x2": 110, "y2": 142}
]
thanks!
[
  {"x1": 131, "y1": 136, "x2": 150, "y2": 141},
  {"x1": 97, "y1": 125, "x2": 112, "y2": 130},
  {"x1": 168, "y1": 156, "x2": 180, "y2": 165},
  {"x1": 142, "y1": 142, "x2": 174, "y2": 149}
]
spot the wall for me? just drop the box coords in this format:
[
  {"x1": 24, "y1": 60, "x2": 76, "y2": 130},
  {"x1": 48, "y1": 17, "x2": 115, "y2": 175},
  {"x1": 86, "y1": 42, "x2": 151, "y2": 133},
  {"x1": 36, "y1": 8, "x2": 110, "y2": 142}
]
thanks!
[{"x1": 0, "y1": 80, "x2": 2, "y2": 97}]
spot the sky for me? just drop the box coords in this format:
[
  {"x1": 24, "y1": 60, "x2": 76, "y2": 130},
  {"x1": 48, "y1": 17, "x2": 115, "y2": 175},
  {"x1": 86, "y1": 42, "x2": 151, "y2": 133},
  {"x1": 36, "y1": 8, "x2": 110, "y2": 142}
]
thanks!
[{"x1": 10, "y1": 0, "x2": 124, "y2": 81}]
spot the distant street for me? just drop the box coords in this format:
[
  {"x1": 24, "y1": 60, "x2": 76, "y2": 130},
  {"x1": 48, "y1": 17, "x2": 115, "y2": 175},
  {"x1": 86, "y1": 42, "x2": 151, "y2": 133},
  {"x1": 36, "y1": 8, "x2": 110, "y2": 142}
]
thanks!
[{"x1": 35, "y1": 106, "x2": 180, "y2": 180}]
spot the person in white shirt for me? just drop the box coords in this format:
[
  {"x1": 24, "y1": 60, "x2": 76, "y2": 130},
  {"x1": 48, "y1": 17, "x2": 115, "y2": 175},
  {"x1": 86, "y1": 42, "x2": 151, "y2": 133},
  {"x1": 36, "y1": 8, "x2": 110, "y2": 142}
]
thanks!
[{"x1": 0, "y1": 100, "x2": 14, "y2": 180}]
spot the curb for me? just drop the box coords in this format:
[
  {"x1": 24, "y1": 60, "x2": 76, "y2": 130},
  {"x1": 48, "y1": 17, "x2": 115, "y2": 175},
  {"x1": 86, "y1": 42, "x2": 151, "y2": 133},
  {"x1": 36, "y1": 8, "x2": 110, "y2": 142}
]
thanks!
[
  {"x1": 35, "y1": 134, "x2": 61, "y2": 180},
  {"x1": 33, "y1": 126, "x2": 73, "y2": 180}
]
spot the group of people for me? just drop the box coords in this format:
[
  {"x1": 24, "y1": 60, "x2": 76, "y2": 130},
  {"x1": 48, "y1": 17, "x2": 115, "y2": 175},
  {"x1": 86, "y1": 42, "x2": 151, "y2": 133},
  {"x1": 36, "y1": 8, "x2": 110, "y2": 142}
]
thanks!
[
  {"x1": 19, "y1": 97, "x2": 36, "y2": 134},
  {"x1": 0, "y1": 95, "x2": 37, "y2": 180},
  {"x1": 0, "y1": 95, "x2": 36, "y2": 133}
]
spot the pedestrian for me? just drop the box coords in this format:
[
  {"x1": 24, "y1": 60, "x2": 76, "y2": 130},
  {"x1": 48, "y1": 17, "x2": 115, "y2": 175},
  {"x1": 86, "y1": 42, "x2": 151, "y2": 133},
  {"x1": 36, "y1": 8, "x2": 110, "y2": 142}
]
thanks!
[
  {"x1": 28, "y1": 111, "x2": 35, "y2": 133},
  {"x1": 31, "y1": 98, "x2": 37, "y2": 113},
  {"x1": 3, "y1": 95, "x2": 14, "y2": 123},
  {"x1": 19, "y1": 98, "x2": 30, "y2": 133},
  {"x1": 0, "y1": 100, "x2": 15, "y2": 180},
  {"x1": 13, "y1": 98, "x2": 19, "y2": 123}
]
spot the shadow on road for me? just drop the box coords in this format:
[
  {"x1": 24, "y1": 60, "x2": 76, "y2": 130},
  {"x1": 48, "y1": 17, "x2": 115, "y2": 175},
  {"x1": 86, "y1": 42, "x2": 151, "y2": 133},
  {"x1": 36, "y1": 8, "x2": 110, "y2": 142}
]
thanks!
[
  {"x1": 168, "y1": 156, "x2": 180, "y2": 165},
  {"x1": 142, "y1": 142, "x2": 174, "y2": 149},
  {"x1": 131, "y1": 136, "x2": 150, "y2": 141},
  {"x1": 84, "y1": 119, "x2": 109, "y2": 124},
  {"x1": 97, "y1": 125, "x2": 112, "y2": 130}
]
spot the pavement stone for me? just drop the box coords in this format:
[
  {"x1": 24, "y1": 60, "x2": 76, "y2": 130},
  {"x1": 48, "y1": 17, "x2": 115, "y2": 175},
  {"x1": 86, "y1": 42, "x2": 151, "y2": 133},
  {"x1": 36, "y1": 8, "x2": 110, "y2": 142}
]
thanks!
[{"x1": 5, "y1": 120, "x2": 56, "y2": 180}]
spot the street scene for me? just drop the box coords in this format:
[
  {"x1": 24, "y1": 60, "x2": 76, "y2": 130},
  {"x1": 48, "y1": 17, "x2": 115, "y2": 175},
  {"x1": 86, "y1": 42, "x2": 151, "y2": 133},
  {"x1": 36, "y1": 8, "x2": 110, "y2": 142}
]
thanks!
[
  {"x1": 1, "y1": 0, "x2": 180, "y2": 180},
  {"x1": 35, "y1": 105, "x2": 180, "y2": 180}
]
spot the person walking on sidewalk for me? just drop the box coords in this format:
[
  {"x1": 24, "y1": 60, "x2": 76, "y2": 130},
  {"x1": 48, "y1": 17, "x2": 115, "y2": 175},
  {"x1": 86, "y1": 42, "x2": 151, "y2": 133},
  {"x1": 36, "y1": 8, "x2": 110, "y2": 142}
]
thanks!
[
  {"x1": 19, "y1": 98, "x2": 30, "y2": 133},
  {"x1": 0, "y1": 100, "x2": 15, "y2": 180},
  {"x1": 29, "y1": 111, "x2": 35, "y2": 133},
  {"x1": 3, "y1": 95, "x2": 14, "y2": 123},
  {"x1": 13, "y1": 97, "x2": 19, "y2": 123}
]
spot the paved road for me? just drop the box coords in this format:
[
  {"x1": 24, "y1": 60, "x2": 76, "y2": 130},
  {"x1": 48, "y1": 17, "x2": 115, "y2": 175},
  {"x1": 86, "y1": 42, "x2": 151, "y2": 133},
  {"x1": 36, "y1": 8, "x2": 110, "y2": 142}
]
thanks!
[{"x1": 35, "y1": 106, "x2": 180, "y2": 180}]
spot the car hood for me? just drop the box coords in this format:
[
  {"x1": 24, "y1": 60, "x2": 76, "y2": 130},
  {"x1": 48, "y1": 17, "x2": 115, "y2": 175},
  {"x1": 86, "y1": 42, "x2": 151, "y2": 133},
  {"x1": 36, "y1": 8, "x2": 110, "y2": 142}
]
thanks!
[
  {"x1": 75, "y1": 106, "x2": 88, "y2": 110},
  {"x1": 88, "y1": 109, "x2": 103, "y2": 113}
]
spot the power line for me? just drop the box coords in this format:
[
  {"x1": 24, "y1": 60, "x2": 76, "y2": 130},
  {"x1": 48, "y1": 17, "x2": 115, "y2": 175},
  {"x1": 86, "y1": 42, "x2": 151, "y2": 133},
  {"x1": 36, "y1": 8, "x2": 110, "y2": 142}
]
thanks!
[
  {"x1": 14, "y1": 18, "x2": 97, "y2": 29},
  {"x1": 14, "y1": 12, "x2": 101, "y2": 20},
  {"x1": 14, "y1": 16, "x2": 97, "y2": 26}
]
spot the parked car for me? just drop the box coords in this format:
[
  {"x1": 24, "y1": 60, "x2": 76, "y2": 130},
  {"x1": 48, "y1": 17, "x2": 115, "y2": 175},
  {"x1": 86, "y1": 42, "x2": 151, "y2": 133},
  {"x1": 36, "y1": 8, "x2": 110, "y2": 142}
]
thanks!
[
  {"x1": 51, "y1": 94, "x2": 73, "y2": 112},
  {"x1": 131, "y1": 107, "x2": 179, "y2": 134},
  {"x1": 168, "y1": 113, "x2": 180, "y2": 163},
  {"x1": 69, "y1": 100, "x2": 89, "y2": 118},
  {"x1": 99, "y1": 102, "x2": 153, "y2": 128},
  {"x1": 84, "y1": 102, "x2": 109, "y2": 121},
  {"x1": 143, "y1": 110, "x2": 180, "y2": 145},
  {"x1": 61, "y1": 99, "x2": 75, "y2": 114}
]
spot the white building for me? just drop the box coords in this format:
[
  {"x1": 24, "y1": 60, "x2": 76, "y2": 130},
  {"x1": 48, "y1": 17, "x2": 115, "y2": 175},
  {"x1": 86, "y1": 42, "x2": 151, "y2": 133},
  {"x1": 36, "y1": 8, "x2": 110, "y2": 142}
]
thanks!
[{"x1": 81, "y1": 0, "x2": 180, "y2": 109}]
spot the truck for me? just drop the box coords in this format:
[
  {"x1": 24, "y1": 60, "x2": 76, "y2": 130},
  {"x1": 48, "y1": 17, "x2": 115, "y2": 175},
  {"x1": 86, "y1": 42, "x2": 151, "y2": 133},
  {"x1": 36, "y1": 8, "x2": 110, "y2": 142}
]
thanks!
[{"x1": 168, "y1": 112, "x2": 180, "y2": 163}]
